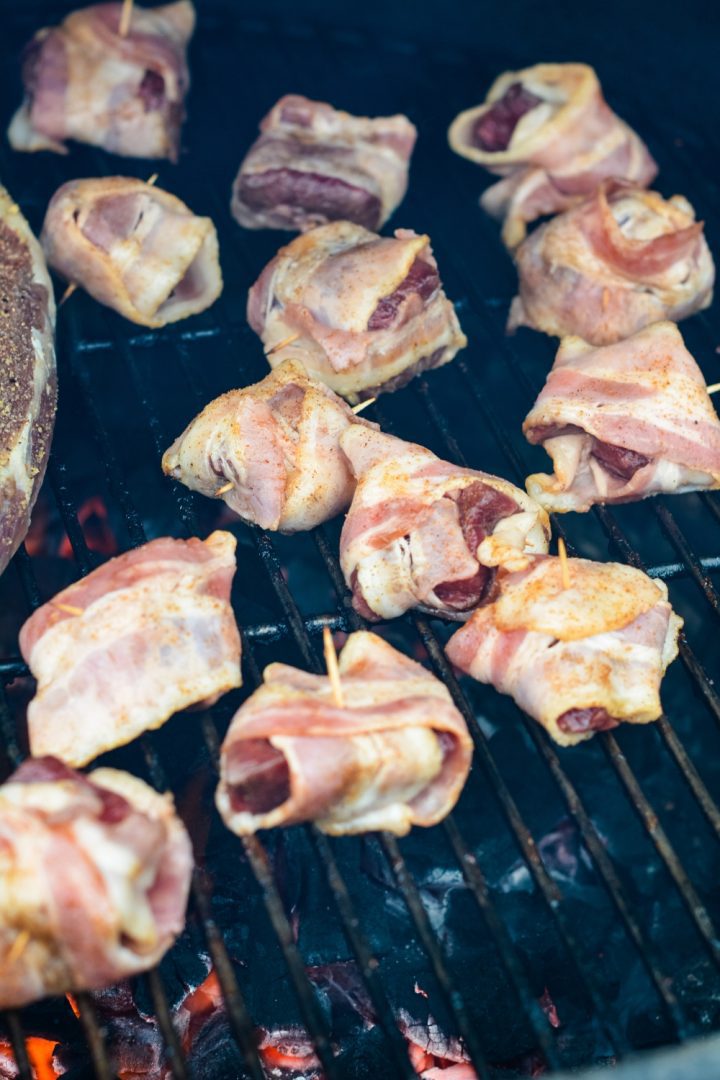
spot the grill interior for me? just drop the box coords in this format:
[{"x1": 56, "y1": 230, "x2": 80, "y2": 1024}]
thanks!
[{"x1": 2, "y1": 4, "x2": 720, "y2": 1078}]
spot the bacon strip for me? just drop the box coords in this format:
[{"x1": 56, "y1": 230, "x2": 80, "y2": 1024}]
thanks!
[
  {"x1": 339, "y1": 428, "x2": 550, "y2": 620},
  {"x1": 8, "y1": 1, "x2": 194, "y2": 161},
  {"x1": 19, "y1": 532, "x2": 242, "y2": 767},
  {"x1": 448, "y1": 63, "x2": 657, "y2": 249},
  {"x1": 0, "y1": 758, "x2": 192, "y2": 1008},
  {"x1": 0, "y1": 186, "x2": 56, "y2": 580},
  {"x1": 247, "y1": 222, "x2": 466, "y2": 403},
  {"x1": 508, "y1": 187, "x2": 714, "y2": 344},
  {"x1": 581, "y1": 184, "x2": 705, "y2": 278},
  {"x1": 446, "y1": 555, "x2": 682, "y2": 746},
  {"x1": 162, "y1": 358, "x2": 377, "y2": 532},
  {"x1": 523, "y1": 322, "x2": 720, "y2": 511},
  {"x1": 231, "y1": 94, "x2": 416, "y2": 232},
  {"x1": 41, "y1": 176, "x2": 222, "y2": 328},
  {"x1": 216, "y1": 632, "x2": 472, "y2": 835}
]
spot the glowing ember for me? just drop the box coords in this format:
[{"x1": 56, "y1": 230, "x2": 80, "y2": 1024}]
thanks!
[
  {"x1": 65, "y1": 994, "x2": 81, "y2": 1019},
  {"x1": 26, "y1": 1038, "x2": 60, "y2": 1080},
  {"x1": 539, "y1": 987, "x2": 560, "y2": 1029}
]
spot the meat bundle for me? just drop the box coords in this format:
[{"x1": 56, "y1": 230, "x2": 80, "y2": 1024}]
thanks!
[
  {"x1": 20, "y1": 532, "x2": 242, "y2": 767},
  {"x1": 162, "y1": 358, "x2": 377, "y2": 532},
  {"x1": 0, "y1": 757, "x2": 192, "y2": 1008},
  {"x1": 448, "y1": 63, "x2": 657, "y2": 249},
  {"x1": 231, "y1": 94, "x2": 416, "y2": 232},
  {"x1": 9, "y1": 1, "x2": 195, "y2": 161},
  {"x1": 508, "y1": 184, "x2": 714, "y2": 344},
  {"x1": 339, "y1": 428, "x2": 550, "y2": 620},
  {"x1": 446, "y1": 555, "x2": 682, "y2": 746},
  {"x1": 523, "y1": 321, "x2": 720, "y2": 511},
  {"x1": 247, "y1": 221, "x2": 467, "y2": 402},
  {"x1": 41, "y1": 177, "x2": 223, "y2": 327},
  {"x1": 216, "y1": 631, "x2": 472, "y2": 836},
  {"x1": 0, "y1": 185, "x2": 56, "y2": 580}
]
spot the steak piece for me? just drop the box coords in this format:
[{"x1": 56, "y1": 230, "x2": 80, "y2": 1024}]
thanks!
[{"x1": 0, "y1": 185, "x2": 56, "y2": 578}]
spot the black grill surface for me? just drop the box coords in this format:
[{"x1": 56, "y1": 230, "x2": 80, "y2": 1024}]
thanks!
[{"x1": 2, "y1": 4, "x2": 720, "y2": 1079}]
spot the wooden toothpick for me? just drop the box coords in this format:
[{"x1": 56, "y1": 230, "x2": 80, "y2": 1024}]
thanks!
[
  {"x1": 557, "y1": 537, "x2": 571, "y2": 590},
  {"x1": 146, "y1": 173, "x2": 159, "y2": 186},
  {"x1": 59, "y1": 282, "x2": 78, "y2": 306},
  {"x1": 53, "y1": 602, "x2": 84, "y2": 616},
  {"x1": 323, "y1": 626, "x2": 345, "y2": 708},
  {"x1": 706, "y1": 382, "x2": 720, "y2": 394},
  {"x1": 215, "y1": 481, "x2": 234, "y2": 497},
  {"x1": 265, "y1": 333, "x2": 300, "y2": 356},
  {"x1": 119, "y1": 0, "x2": 134, "y2": 37},
  {"x1": 351, "y1": 397, "x2": 376, "y2": 414},
  {"x1": 6, "y1": 930, "x2": 30, "y2": 966}
]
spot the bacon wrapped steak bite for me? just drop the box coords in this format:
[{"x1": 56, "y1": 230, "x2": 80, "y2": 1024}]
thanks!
[
  {"x1": 162, "y1": 358, "x2": 377, "y2": 532},
  {"x1": 9, "y1": 1, "x2": 194, "y2": 161},
  {"x1": 41, "y1": 176, "x2": 222, "y2": 327},
  {"x1": 19, "y1": 532, "x2": 242, "y2": 768},
  {"x1": 247, "y1": 221, "x2": 466, "y2": 403},
  {"x1": 0, "y1": 186, "x2": 56, "y2": 580},
  {"x1": 523, "y1": 322, "x2": 720, "y2": 512},
  {"x1": 216, "y1": 631, "x2": 472, "y2": 836},
  {"x1": 508, "y1": 185, "x2": 714, "y2": 344},
  {"x1": 449, "y1": 63, "x2": 657, "y2": 249},
  {"x1": 339, "y1": 428, "x2": 550, "y2": 621},
  {"x1": 0, "y1": 757, "x2": 192, "y2": 1008},
  {"x1": 231, "y1": 94, "x2": 416, "y2": 232},
  {"x1": 446, "y1": 555, "x2": 682, "y2": 746}
]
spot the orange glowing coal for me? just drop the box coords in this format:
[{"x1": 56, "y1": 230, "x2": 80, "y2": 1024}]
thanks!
[
  {"x1": 26, "y1": 1037, "x2": 59, "y2": 1080},
  {"x1": 0, "y1": 1036, "x2": 60, "y2": 1079},
  {"x1": 183, "y1": 969, "x2": 221, "y2": 1020},
  {"x1": 260, "y1": 1045, "x2": 319, "y2": 1070},
  {"x1": 65, "y1": 993, "x2": 81, "y2": 1019}
]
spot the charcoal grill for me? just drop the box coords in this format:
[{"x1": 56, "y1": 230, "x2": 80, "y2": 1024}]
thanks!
[{"x1": 2, "y1": 3, "x2": 720, "y2": 1078}]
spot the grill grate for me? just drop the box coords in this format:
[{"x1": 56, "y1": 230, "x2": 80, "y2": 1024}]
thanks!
[{"x1": 1, "y1": 6, "x2": 720, "y2": 1079}]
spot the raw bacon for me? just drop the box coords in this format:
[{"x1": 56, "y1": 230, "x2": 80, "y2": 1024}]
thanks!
[
  {"x1": 247, "y1": 222, "x2": 466, "y2": 403},
  {"x1": 339, "y1": 428, "x2": 550, "y2": 620},
  {"x1": 8, "y1": 1, "x2": 194, "y2": 161},
  {"x1": 41, "y1": 176, "x2": 222, "y2": 327},
  {"x1": 0, "y1": 758, "x2": 192, "y2": 1008},
  {"x1": 19, "y1": 531, "x2": 242, "y2": 767},
  {"x1": 523, "y1": 322, "x2": 720, "y2": 511},
  {"x1": 448, "y1": 63, "x2": 657, "y2": 249},
  {"x1": 215, "y1": 631, "x2": 472, "y2": 836},
  {"x1": 162, "y1": 358, "x2": 377, "y2": 532},
  {"x1": 231, "y1": 94, "x2": 416, "y2": 232},
  {"x1": 446, "y1": 555, "x2": 682, "y2": 746},
  {"x1": 508, "y1": 185, "x2": 714, "y2": 344},
  {"x1": 0, "y1": 185, "x2": 56, "y2": 580}
]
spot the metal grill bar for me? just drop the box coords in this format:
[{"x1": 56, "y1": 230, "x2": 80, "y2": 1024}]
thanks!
[
  {"x1": 62, "y1": 287, "x2": 430, "y2": 1078},
  {"x1": 148, "y1": 184, "x2": 507, "y2": 1075},
  {"x1": 308, "y1": 505, "x2": 565, "y2": 1065},
  {"x1": 2, "y1": 1012, "x2": 32, "y2": 1080},
  {"x1": 447, "y1": 309, "x2": 720, "y2": 941}
]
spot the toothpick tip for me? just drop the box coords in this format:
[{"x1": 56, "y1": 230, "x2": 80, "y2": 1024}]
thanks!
[
  {"x1": 323, "y1": 626, "x2": 345, "y2": 708},
  {"x1": 265, "y1": 333, "x2": 301, "y2": 356},
  {"x1": 59, "y1": 282, "x2": 78, "y2": 306},
  {"x1": 352, "y1": 397, "x2": 376, "y2": 414}
]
